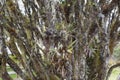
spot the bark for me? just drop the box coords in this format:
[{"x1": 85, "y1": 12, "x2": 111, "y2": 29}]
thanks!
[
  {"x1": 2, "y1": 71, "x2": 12, "y2": 80},
  {"x1": 0, "y1": 25, "x2": 12, "y2": 80},
  {"x1": 7, "y1": 57, "x2": 29, "y2": 80},
  {"x1": 0, "y1": 0, "x2": 120, "y2": 80}
]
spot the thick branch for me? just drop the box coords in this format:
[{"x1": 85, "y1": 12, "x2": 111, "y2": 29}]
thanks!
[{"x1": 7, "y1": 57, "x2": 28, "y2": 80}]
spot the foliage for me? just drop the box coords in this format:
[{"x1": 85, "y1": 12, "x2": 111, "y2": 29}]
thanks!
[{"x1": 0, "y1": 0, "x2": 120, "y2": 80}]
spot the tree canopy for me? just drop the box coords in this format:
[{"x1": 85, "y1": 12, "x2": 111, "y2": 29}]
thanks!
[{"x1": 0, "y1": 0, "x2": 120, "y2": 80}]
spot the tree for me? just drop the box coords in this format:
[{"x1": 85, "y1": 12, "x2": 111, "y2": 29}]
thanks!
[{"x1": 0, "y1": 0, "x2": 120, "y2": 80}]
